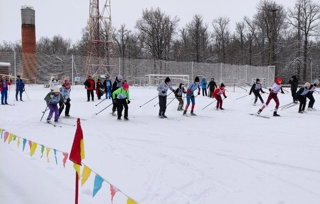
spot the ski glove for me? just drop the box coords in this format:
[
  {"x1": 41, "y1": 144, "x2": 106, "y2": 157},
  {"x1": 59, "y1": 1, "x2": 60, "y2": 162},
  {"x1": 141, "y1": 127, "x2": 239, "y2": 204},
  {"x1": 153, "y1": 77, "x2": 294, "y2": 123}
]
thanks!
[
  {"x1": 127, "y1": 100, "x2": 130, "y2": 104},
  {"x1": 225, "y1": 96, "x2": 227, "y2": 98},
  {"x1": 190, "y1": 94, "x2": 194, "y2": 98},
  {"x1": 162, "y1": 90, "x2": 166, "y2": 94},
  {"x1": 281, "y1": 91, "x2": 285, "y2": 94},
  {"x1": 198, "y1": 92, "x2": 200, "y2": 95}
]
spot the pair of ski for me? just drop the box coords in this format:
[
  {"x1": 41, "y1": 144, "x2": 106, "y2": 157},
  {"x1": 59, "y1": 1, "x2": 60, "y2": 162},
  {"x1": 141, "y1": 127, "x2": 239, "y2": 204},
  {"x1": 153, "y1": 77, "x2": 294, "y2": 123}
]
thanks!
[
  {"x1": 249, "y1": 113, "x2": 270, "y2": 119},
  {"x1": 280, "y1": 102, "x2": 298, "y2": 111}
]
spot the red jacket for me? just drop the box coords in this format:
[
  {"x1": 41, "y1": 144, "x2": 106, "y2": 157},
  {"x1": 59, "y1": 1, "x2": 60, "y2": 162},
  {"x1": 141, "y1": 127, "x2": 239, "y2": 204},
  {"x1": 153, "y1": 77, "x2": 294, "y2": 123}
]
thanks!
[
  {"x1": 0, "y1": 79, "x2": 12, "y2": 92},
  {"x1": 213, "y1": 87, "x2": 226, "y2": 98}
]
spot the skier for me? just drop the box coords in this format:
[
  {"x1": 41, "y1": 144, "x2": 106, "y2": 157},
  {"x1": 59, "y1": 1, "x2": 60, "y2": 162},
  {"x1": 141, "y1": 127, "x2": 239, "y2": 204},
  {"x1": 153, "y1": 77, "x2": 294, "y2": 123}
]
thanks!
[
  {"x1": 50, "y1": 77, "x2": 57, "y2": 91},
  {"x1": 44, "y1": 86, "x2": 64, "y2": 122},
  {"x1": 59, "y1": 81, "x2": 71, "y2": 117},
  {"x1": 213, "y1": 83, "x2": 227, "y2": 110},
  {"x1": 103, "y1": 76, "x2": 112, "y2": 99},
  {"x1": 296, "y1": 82, "x2": 310, "y2": 113},
  {"x1": 112, "y1": 82, "x2": 130, "y2": 120},
  {"x1": 207, "y1": 78, "x2": 217, "y2": 98},
  {"x1": 111, "y1": 75, "x2": 124, "y2": 116},
  {"x1": 0, "y1": 76, "x2": 12, "y2": 105},
  {"x1": 175, "y1": 83, "x2": 186, "y2": 111},
  {"x1": 15, "y1": 75, "x2": 25, "y2": 101},
  {"x1": 288, "y1": 75, "x2": 299, "y2": 103},
  {"x1": 257, "y1": 77, "x2": 284, "y2": 116},
  {"x1": 157, "y1": 77, "x2": 174, "y2": 118},
  {"x1": 84, "y1": 75, "x2": 95, "y2": 102},
  {"x1": 306, "y1": 82, "x2": 317, "y2": 110},
  {"x1": 183, "y1": 76, "x2": 200, "y2": 116},
  {"x1": 249, "y1": 78, "x2": 265, "y2": 105},
  {"x1": 200, "y1": 77, "x2": 207, "y2": 96},
  {"x1": 96, "y1": 79, "x2": 104, "y2": 100}
]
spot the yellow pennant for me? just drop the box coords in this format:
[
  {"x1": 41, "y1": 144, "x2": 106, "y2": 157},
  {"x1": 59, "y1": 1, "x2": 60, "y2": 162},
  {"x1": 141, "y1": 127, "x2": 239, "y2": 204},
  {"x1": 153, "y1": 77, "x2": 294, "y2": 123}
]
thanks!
[
  {"x1": 17, "y1": 137, "x2": 20, "y2": 147},
  {"x1": 46, "y1": 147, "x2": 51, "y2": 163},
  {"x1": 8, "y1": 133, "x2": 13, "y2": 144},
  {"x1": 81, "y1": 165, "x2": 92, "y2": 186},
  {"x1": 30, "y1": 142, "x2": 37, "y2": 157},
  {"x1": 127, "y1": 198, "x2": 138, "y2": 204},
  {"x1": 73, "y1": 163, "x2": 81, "y2": 180}
]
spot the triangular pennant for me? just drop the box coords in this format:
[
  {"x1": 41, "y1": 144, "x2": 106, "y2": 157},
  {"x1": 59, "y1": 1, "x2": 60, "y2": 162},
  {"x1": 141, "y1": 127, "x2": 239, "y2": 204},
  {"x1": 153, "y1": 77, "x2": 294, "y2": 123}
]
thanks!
[
  {"x1": 13, "y1": 135, "x2": 17, "y2": 141},
  {"x1": 110, "y1": 184, "x2": 119, "y2": 203},
  {"x1": 8, "y1": 133, "x2": 13, "y2": 144},
  {"x1": 73, "y1": 163, "x2": 81, "y2": 179},
  {"x1": 30, "y1": 142, "x2": 37, "y2": 157},
  {"x1": 0, "y1": 128, "x2": 3, "y2": 138},
  {"x1": 127, "y1": 198, "x2": 138, "y2": 204},
  {"x1": 81, "y1": 165, "x2": 92, "y2": 186},
  {"x1": 40, "y1": 145, "x2": 45, "y2": 158},
  {"x1": 22, "y1": 138, "x2": 27, "y2": 151},
  {"x1": 46, "y1": 147, "x2": 51, "y2": 163},
  {"x1": 17, "y1": 137, "x2": 20, "y2": 148},
  {"x1": 62, "y1": 152, "x2": 68, "y2": 167},
  {"x1": 28, "y1": 140, "x2": 32, "y2": 149},
  {"x1": 4, "y1": 131, "x2": 9, "y2": 143},
  {"x1": 92, "y1": 174, "x2": 104, "y2": 197},
  {"x1": 54, "y1": 149, "x2": 57, "y2": 165}
]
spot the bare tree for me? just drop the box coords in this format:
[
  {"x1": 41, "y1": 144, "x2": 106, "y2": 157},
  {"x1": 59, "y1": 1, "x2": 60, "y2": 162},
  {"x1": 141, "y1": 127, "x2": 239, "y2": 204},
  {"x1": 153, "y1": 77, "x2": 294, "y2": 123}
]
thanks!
[
  {"x1": 212, "y1": 17, "x2": 230, "y2": 63},
  {"x1": 288, "y1": 0, "x2": 320, "y2": 81}
]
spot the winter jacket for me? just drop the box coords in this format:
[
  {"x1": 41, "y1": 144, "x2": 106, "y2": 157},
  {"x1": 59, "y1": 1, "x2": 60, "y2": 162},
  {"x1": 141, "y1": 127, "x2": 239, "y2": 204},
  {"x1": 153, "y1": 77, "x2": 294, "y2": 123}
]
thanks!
[
  {"x1": 0, "y1": 79, "x2": 12, "y2": 92},
  {"x1": 288, "y1": 77, "x2": 298, "y2": 90},
  {"x1": 200, "y1": 78, "x2": 207, "y2": 89},
  {"x1": 103, "y1": 79, "x2": 112, "y2": 89},
  {"x1": 269, "y1": 83, "x2": 283, "y2": 94},
  {"x1": 207, "y1": 80, "x2": 217, "y2": 90},
  {"x1": 16, "y1": 79, "x2": 25, "y2": 91},
  {"x1": 44, "y1": 92, "x2": 64, "y2": 105},
  {"x1": 157, "y1": 82, "x2": 174, "y2": 96},
  {"x1": 186, "y1": 83, "x2": 200, "y2": 95},
  {"x1": 60, "y1": 85, "x2": 71, "y2": 100},
  {"x1": 249, "y1": 83, "x2": 265, "y2": 95},
  {"x1": 175, "y1": 84, "x2": 186, "y2": 98},
  {"x1": 84, "y1": 79, "x2": 95, "y2": 91},
  {"x1": 111, "y1": 77, "x2": 123, "y2": 93},
  {"x1": 112, "y1": 87, "x2": 129, "y2": 100},
  {"x1": 295, "y1": 87, "x2": 309, "y2": 98},
  {"x1": 213, "y1": 87, "x2": 226, "y2": 98}
]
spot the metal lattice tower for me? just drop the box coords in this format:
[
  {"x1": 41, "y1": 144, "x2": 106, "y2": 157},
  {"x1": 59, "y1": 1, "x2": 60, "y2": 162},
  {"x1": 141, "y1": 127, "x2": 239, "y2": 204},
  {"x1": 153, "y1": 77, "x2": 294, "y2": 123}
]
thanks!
[{"x1": 85, "y1": 0, "x2": 117, "y2": 76}]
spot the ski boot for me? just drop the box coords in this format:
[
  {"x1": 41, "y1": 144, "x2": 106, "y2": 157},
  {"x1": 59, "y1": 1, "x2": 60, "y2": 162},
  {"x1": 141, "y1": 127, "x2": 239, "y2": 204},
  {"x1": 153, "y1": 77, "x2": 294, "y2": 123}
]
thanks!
[
  {"x1": 257, "y1": 109, "x2": 262, "y2": 115},
  {"x1": 183, "y1": 110, "x2": 187, "y2": 116},
  {"x1": 190, "y1": 110, "x2": 196, "y2": 116},
  {"x1": 273, "y1": 111, "x2": 280, "y2": 117}
]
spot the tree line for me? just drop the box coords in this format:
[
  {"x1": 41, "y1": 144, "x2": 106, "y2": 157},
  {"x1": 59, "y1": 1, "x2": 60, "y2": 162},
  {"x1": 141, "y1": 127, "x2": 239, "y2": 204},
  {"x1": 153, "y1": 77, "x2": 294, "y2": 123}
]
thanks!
[{"x1": 1, "y1": 0, "x2": 320, "y2": 82}]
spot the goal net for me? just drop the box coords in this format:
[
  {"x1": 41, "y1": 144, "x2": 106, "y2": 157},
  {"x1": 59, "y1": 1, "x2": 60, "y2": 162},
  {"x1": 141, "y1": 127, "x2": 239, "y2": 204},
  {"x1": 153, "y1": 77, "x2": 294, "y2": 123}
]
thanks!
[{"x1": 145, "y1": 74, "x2": 189, "y2": 87}]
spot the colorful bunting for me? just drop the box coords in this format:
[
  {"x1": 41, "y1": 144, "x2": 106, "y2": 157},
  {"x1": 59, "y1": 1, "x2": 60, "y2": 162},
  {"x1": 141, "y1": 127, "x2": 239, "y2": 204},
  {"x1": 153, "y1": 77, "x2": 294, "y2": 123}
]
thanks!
[
  {"x1": 13, "y1": 135, "x2": 17, "y2": 141},
  {"x1": 92, "y1": 174, "x2": 104, "y2": 197},
  {"x1": 54, "y1": 149, "x2": 57, "y2": 165},
  {"x1": 28, "y1": 140, "x2": 32, "y2": 149},
  {"x1": 40, "y1": 145, "x2": 45, "y2": 158},
  {"x1": 127, "y1": 198, "x2": 138, "y2": 204},
  {"x1": 110, "y1": 184, "x2": 119, "y2": 203},
  {"x1": 22, "y1": 138, "x2": 27, "y2": 151},
  {"x1": 62, "y1": 152, "x2": 68, "y2": 167},
  {"x1": 4, "y1": 131, "x2": 9, "y2": 143},
  {"x1": 81, "y1": 165, "x2": 91, "y2": 186},
  {"x1": 0, "y1": 128, "x2": 3, "y2": 138},
  {"x1": 30, "y1": 142, "x2": 37, "y2": 157},
  {"x1": 17, "y1": 137, "x2": 20, "y2": 148},
  {"x1": 46, "y1": 147, "x2": 51, "y2": 163},
  {"x1": 8, "y1": 133, "x2": 13, "y2": 144}
]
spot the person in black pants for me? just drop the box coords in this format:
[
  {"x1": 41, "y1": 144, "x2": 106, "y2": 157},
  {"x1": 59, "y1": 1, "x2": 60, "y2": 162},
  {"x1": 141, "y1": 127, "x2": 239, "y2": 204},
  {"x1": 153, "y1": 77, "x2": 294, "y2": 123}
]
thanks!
[
  {"x1": 289, "y1": 75, "x2": 299, "y2": 103},
  {"x1": 306, "y1": 83, "x2": 317, "y2": 110},
  {"x1": 84, "y1": 75, "x2": 95, "y2": 101},
  {"x1": 111, "y1": 75, "x2": 123, "y2": 116},
  {"x1": 207, "y1": 78, "x2": 217, "y2": 98},
  {"x1": 296, "y1": 82, "x2": 310, "y2": 113},
  {"x1": 157, "y1": 77, "x2": 174, "y2": 118},
  {"x1": 249, "y1": 78, "x2": 265, "y2": 105}
]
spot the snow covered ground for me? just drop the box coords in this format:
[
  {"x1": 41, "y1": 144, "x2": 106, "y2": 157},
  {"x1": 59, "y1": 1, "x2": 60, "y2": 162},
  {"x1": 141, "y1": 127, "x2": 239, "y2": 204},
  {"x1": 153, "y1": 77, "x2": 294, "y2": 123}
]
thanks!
[{"x1": 1, "y1": 84, "x2": 320, "y2": 204}]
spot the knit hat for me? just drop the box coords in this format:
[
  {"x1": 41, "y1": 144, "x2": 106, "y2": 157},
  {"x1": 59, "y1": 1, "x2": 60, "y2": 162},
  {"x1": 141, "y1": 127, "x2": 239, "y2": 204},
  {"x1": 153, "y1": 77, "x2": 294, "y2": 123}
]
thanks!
[
  {"x1": 275, "y1": 77, "x2": 282, "y2": 84},
  {"x1": 256, "y1": 78, "x2": 260, "y2": 82},
  {"x1": 220, "y1": 83, "x2": 225, "y2": 88},
  {"x1": 194, "y1": 76, "x2": 200, "y2": 82},
  {"x1": 165, "y1": 77, "x2": 171, "y2": 83},
  {"x1": 305, "y1": 82, "x2": 311, "y2": 87},
  {"x1": 117, "y1": 75, "x2": 123, "y2": 80},
  {"x1": 179, "y1": 83, "x2": 184, "y2": 88},
  {"x1": 53, "y1": 86, "x2": 60, "y2": 93},
  {"x1": 123, "y1": 83, "x2": 129, "y2": 90}
]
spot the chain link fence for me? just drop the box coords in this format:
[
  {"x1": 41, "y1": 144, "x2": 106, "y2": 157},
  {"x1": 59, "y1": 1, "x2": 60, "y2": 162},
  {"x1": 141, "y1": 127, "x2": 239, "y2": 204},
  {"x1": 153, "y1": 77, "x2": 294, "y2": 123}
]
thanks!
[{"x1": 0, "y1": 51, "x2": 274, "y2": 87}]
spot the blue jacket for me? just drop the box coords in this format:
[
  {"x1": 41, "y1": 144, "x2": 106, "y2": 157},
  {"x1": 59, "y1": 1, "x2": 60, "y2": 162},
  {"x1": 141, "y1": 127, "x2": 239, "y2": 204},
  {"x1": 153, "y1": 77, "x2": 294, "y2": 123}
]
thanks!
[
  {"x1": 200, "y1": 78, "x2": 207, "y2": 89},
  {"x1": 16, "y1": 79, "x2": 25, "y2": 91}
]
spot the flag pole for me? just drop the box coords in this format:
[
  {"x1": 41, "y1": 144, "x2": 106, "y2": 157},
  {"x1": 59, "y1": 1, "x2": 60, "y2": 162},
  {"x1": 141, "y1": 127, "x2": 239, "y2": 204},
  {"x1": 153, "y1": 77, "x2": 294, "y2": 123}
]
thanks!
[{"x1": 75, "y1": 171, "x2": 79, "y2": 204}]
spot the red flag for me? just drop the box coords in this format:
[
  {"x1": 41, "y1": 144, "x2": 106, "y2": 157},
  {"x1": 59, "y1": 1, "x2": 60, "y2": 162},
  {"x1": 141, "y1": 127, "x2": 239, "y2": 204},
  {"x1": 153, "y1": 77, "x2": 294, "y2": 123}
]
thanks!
[{"x1": 69, "y1": 118, "x2": 85, "y2": 166}]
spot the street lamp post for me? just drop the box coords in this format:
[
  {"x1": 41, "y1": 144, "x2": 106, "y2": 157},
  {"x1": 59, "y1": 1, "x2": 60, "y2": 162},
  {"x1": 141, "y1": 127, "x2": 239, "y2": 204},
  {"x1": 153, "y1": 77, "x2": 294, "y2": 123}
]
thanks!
[{"x1": 310, "y1": 58, "x2": 312, "y2": 82}]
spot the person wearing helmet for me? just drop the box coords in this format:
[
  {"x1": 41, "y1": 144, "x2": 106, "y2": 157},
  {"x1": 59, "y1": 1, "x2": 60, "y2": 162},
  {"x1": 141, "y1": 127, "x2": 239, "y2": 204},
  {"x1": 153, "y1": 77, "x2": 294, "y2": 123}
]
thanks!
[
  {"x1": 296, "y1": 82, "x2": 311, "y2": 113},
  {"x1": 257, "y1": 77, "x2": 285, "y2": 116},
  {"x1": 249, "y1": 78, "x2": 265, "y2": 105},
  {"x1": 112, "y1": 82, "x2": 130, "y2": 120},
  {"x1": 175, "y1": 83, "x2": 187, "y2": 111},
  {"x1": 213, "y1": 83, "x2": 227, "y2": 110},
  {"x1": 44, "y1": 86, "x2": 64, "y2": 122}
]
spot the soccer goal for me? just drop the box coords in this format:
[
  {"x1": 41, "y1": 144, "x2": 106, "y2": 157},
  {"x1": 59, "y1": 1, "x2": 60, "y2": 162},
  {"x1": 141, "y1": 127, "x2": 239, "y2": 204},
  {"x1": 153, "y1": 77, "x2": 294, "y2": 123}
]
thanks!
[{"x1": 145, "y1": 74, "x2": 190, "y2": 87}]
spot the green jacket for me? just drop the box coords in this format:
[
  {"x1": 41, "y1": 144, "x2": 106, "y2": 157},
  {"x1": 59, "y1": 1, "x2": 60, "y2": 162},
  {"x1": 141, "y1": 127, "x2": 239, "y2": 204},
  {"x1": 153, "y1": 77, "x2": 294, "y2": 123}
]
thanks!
[
  {"x1": 44, "y1": 92, "x2": 64, "y2": 105},
  {"x1": 112, "y1": 87, "x2": 129, "y2": 100}
]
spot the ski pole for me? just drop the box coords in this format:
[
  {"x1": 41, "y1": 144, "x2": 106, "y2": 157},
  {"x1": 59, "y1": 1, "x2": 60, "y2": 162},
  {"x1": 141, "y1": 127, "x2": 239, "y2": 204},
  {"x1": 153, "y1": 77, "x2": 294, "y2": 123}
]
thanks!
[
  {"x1": 153, "y1": 92, "x2": 173, "y2": 107},
  {"x1": 139, "y1": 95, "x2": 158, "y2": 108},
  {"x1": 95, "y1": 102, "x2": 113, "y2": 115},
  {"x1": 236, "y1": 85, "x2": 247, "y2": 92},
  {"x1": 95, "y1": 98, "x2": 106, "y2": 106},
  {"x1": 202, "y1": 99, "x2": 216, "y2": 110},
  {"x1": 166, "y1": 97, "x2": 176, "y2": 107},
  {"x1": 236, "y1": 95, "x2": 249, "y2": 100},
  {"x1": 40, "y1": 106, "x2": 49, "y2": 122},
  {"x1": 24, "y1": 89, "x2": 31, "y2": 101}
]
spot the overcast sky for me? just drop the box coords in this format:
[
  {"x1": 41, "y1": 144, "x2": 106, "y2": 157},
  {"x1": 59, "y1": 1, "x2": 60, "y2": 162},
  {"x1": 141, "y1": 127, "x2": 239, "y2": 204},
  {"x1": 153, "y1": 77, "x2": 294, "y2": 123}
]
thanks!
[{"x1": 0, "y1": 0, "x2": 296, "y2": 44}]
